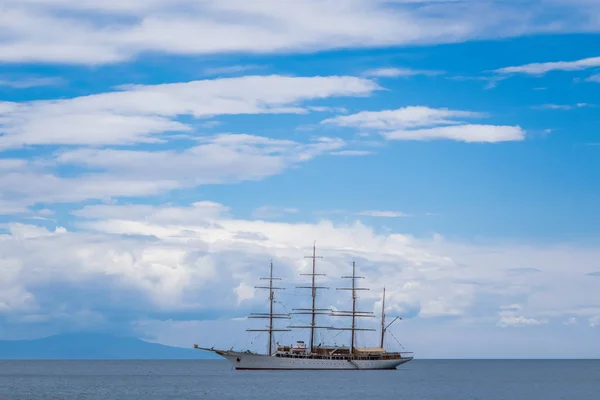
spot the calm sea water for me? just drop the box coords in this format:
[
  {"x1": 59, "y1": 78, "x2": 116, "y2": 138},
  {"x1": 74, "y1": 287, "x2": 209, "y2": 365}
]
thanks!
[{"x1": 0, "y1": 360, "x2": 598, "y2": 400}]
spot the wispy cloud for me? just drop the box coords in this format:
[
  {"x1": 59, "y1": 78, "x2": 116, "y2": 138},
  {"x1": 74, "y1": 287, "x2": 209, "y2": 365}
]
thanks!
[
  {"x1": 507, "y1": 267, "x2": 542, "y2": 275},
  {"x1": 323, "y1": 107, "x2": 486, "y2": 130},
  {"x1": 322, "y1": 106, "x2": 525, "y2": 143},
  {"x1": 0, "y1": 134, "x2": 346, "y2": 211},
  {"x1": 0, "y1": 76, "x2": 65, "y2": 88},
  {"x1": 497, "y1": 315, "x2": 548, "y2": 328},
  {"x1": 308, "y1": 106, "x2": 348, "y2": 113},
  {"x1": 383, "y1": 125, "x2": 524, "y2": 143},
  {"x1": 203, "y1": 65, "x2": 263, "y2": 76},
  {"x1": 329, "y1": 150, "x2": 373, "y2": 156},
  {"x1": 2, "y1": 1, "x2": 600, "y2": 65},
  {"x1": 0, "y1": 75, "x2": 380, "y2": 149},
  {"x1": 251, "y1": 206, "x2": 298, "y2": 219},
  {"x1": 495, "y1": 56, "x2": 600, "y2": 75},
  {"x1": 587, "y1": 74, "x2": 600, "y2": 83},
  {"x1": 356, "y1": 210, "x2": 409, "y2": 218},
  {"x1": 532, "y1": 103, "x2": 594, "y2": 110},
  {"x1": 446, "y1": 75, "x2": 506, "y2": 90},
  {"x1": 199, "y1": 121, "x2": 222, "y2": 129},
  {"x1": 363, "y1": 67, "x2": 443, "y2": 78}
]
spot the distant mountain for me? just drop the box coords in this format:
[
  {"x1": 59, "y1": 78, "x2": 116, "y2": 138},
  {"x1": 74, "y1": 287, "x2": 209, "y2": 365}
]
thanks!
[{"x1": 0, "y1": 333, "x2": 218, "y2": 360}]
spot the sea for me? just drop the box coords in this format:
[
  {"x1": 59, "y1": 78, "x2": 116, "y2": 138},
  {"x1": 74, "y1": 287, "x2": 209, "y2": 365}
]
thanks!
[{"x1": 0, "y1": 359, "x2": 598, "y2": 400}]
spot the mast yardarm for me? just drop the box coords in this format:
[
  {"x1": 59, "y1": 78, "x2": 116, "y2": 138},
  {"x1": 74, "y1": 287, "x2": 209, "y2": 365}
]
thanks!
[
  {"x1": 247, "y1": 260, "x2": 290, "y2": 355},
  {"x1": 329, "y1": 261, "x2": 375, "y2": 353}
]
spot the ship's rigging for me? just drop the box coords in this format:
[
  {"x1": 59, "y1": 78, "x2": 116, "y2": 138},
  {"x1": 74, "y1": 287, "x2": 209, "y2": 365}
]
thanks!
[
  {"x1": 288, "y1": 242, "x2": 330, "y2": 352},
  {"x1": 249, "y1": 244, "x2": 403, "y2": 353},
  {"x1": 246, "y1": 260, "x2": 290, "y2": 355},
  {"x1": 194, "y1": 243, "x2": 413, "y2": 370},
  {"x1": 329, "y1": 260, "x2": 376, "y2": 353}
]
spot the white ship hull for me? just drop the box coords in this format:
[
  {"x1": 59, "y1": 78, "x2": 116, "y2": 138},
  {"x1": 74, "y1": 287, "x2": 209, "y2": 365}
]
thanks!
[{"x1": 217, "y1": 351, "x2": 413, "y2": 370}]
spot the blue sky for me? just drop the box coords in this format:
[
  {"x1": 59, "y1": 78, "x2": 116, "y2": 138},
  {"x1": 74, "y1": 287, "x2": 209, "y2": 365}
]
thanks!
[{"x1": 1, "y1": 0, "x2": 600, "y2": 358}]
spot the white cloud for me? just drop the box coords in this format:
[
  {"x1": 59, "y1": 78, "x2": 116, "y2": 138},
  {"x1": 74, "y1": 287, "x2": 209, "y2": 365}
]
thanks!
[
  {"x1": 234, "y1": 282, "x2": 255, "y2": 305},
  {"x1": 497, "y1": 315, "x2": 548, "y2": 328},
  {"x1": 54, "y1": 134, "x2": 345, "y2": 183},
  {"x1": 533, "y1": 103, "x2": 594, "y2": 110},
  {"x1": 0, "y1": 75, "x2": 379, "y2": 149},
  {"x1": 363, "y1": 67, "x2": 443, "y2": 78},
  {"x1": 323, "y1": 107, "x2": 525, "y2": 143},
  {"x1": 590, "y1": 316, "x2": 600, "y2": 327},
  {"x1": 1, "y1": 1, "x2": 599, "y2": 65},
  {"x1": 534, "y1": 104, "x2": 572, "y2": 110},
  {"x1": 0, "y1": 202, "x2": 599, "y2": 356},
  {"x1": 329, "y1": 150, "x2": 373, "y2": 156},
  {"x1": 356, "y1": 210, "x2": 408, "y2": 217},
  {"x1": 73, "y1": 201, "x2": 230, "y2": 225},
  {"x1": 587, "y1": 74, "x2": 600, "y2": 82},
  {"x1": 496, "y1": 303, "x2": 549, "y2": 328},
  {"x1": 308, "y1": 106, "x2": 349, "y2": 114},
  {"x1": 446, "y1": 75, "x2": 506, "y2": 90},
  {"x1": 0, "y1": 134, "x2": 346, "y2": 210},
  {"x1": 203, "y1": 65, "x2": 263, "y2": 76},
  {"x1": 383, "y1": 125, "x2": 525, "y2": 143},
  {"x1": 0, "y1": 74, "x2": 373, "y2": 212},
  {"x1": 495, "y1": 56, "x2": 600, "y2": 75},
  {"x1": 0, "y1": 76, "x2": 64, "y2": 88},
  {"x1": 323, "y1": 106, "x2": 485, "y2": 130}
]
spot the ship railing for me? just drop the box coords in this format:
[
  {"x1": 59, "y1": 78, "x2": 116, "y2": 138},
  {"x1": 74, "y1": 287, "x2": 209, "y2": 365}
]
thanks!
[{"x1": 273, "y1": 351, "x2": 414, "y2": 360}]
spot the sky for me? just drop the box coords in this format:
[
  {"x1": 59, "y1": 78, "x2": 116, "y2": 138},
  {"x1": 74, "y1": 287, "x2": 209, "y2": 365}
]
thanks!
[{"x1": 0, "y1": 0, "x2": 599, "y2": 359}]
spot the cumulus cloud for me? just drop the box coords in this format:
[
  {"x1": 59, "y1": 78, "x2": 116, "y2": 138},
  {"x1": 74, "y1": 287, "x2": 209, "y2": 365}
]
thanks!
[
  {"x1": 1, "y1": 202, "x2": 599, "y2": 345},
  {"x1": 0, "y1": 75, "x2": 379, "y2": 149},
  {"x1": 0, "y1": 198, "x2": 599, "y2": 358},
  {"x1": 2, "y1": 0, "x2": 599, "y2": 65},
  {"x1": 322, "y1": 106, "x2": 525, "y2": 143}
]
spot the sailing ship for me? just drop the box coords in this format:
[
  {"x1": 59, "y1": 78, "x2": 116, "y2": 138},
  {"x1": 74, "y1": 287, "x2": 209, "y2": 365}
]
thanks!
[{"x1": 194, "y1": 244, "x2": 413, "y2": 370}]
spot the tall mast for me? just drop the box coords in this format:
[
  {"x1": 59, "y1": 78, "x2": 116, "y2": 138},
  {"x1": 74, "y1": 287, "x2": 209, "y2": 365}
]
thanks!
[
  {"x1": 309, "y1": 243, "x2": 318, "y2": 350},
  {"x1": 379, "y1": 287, "x2": 402, "y2": 350},
  {"x1": 289, "y1": 242, "x2": 330, "y2": 353},
  {"x1": 268, "y1": 261, "x2": 274, "y2": 354},
  {"x1": 380, "y1": 287, "x2": 386, "y2": 348},
  {"x1": 330, "y1": 260, "x2": 375, "y2": 354},
  {"x1": 350, "y1": 261, "x2": 357, "y2": 351},
  {"x1": 247, "y1": 260, "x2": 290, "y2": 355}
]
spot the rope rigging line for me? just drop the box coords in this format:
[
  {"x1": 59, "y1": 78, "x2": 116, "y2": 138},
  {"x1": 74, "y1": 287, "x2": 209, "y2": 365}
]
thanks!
[{"x1": 388, "y1": 329, "x2": 406, "y2": 351}]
